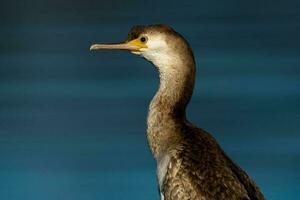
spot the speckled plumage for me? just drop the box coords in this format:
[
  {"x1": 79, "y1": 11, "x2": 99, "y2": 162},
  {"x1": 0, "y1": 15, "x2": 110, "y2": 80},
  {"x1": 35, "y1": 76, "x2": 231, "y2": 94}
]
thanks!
[
  {"x1": 91, "y1": 24, "x2": 266, "y2": 200},
  {"x1": 125, "y1": 25, "x2": 265, "y2": 200}
]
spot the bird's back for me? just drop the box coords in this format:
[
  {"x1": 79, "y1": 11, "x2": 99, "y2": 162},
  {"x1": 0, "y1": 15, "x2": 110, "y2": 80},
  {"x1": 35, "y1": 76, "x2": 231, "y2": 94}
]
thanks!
[{"x1": 159, "y1": 124, "x2": 265, "y2": 200}]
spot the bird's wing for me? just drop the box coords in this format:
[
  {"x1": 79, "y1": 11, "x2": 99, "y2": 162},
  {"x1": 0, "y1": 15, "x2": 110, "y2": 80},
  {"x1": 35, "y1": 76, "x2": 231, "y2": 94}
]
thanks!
[
  {"x1": 161, "y1": 127, "x2": 265, "y2": 200},
  {"x1": 220, "y1": 150, "x2": 266, "y2": 200},
  {"x1": 161, "y1": 155, "x2": 205, "y2": 200},
  {"x1": 162, "y1": 147, "x2": 250, "y2": 200}
]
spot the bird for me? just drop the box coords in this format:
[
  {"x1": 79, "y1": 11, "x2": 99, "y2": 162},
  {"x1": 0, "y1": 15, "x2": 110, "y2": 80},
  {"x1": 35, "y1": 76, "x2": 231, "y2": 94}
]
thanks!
[{"x1": 90, "y1": 24, "x2": 265, "y2": 200}]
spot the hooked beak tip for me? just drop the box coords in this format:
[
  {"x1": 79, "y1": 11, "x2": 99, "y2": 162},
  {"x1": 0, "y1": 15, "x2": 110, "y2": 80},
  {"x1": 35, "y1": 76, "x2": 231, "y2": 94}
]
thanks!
[{"x1": 90, "y1": 44, "x2": 99, "y2": 51}]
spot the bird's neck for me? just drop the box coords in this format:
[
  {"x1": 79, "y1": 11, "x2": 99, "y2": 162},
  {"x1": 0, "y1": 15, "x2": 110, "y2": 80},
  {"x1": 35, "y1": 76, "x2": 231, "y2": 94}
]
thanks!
[{"x1": 147, "y1": 61, "x2": 195, "y2": 158}]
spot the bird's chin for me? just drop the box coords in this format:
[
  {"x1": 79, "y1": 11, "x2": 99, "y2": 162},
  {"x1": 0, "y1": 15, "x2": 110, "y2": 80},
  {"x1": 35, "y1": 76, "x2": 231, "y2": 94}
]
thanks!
[{"x1": 131, "y1": 51, "x2": 142, "y2": 55}]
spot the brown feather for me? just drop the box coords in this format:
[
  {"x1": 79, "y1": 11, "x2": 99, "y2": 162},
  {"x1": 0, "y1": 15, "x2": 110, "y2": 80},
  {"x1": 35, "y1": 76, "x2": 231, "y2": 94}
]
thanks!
[{"x1": 128, "y1": 24, "x2": 265, "y2": 200}]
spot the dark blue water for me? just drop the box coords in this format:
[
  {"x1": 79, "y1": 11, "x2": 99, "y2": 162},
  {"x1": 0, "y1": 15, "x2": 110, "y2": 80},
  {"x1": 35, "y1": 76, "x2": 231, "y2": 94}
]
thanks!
[{"x1": 0, "y1": 0, "x2": 300, "y2": 199}]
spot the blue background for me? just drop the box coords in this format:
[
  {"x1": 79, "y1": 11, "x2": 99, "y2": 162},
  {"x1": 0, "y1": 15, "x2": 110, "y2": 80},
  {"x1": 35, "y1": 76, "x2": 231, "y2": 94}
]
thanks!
[{"x1": 1, "y1": 0, "x2": 299, "y2": 199}]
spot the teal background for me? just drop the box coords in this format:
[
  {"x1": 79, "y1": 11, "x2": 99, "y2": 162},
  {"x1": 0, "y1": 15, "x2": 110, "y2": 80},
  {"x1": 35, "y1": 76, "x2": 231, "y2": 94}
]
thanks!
[{"x1": 0, "y1": 0, "x2": 299, "y2": 199}]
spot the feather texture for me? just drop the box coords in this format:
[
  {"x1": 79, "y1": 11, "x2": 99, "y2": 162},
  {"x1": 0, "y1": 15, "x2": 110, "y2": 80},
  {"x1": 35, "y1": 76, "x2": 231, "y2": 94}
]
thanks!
[{"x1": 129, "y1": 25, "x2": 265, "y2": 200}]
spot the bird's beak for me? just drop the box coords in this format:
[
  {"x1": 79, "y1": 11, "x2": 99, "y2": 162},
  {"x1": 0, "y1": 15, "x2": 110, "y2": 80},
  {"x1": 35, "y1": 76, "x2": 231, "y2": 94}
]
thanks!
[{"x1": 90, "y1": 38, "x2": 147, "y2": 52}]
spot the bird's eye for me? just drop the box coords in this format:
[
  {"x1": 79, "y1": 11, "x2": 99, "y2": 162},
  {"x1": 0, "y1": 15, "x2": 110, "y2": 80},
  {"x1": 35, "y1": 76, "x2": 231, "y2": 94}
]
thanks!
[{"x1": 140, "y1": 36, "x2": 147, "y2": 43}]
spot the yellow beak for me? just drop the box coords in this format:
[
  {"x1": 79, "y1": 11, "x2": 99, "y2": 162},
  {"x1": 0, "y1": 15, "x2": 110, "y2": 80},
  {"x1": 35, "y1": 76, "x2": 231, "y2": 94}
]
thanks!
[{"x1": 90, "y1": 38, "x2": 147, "y2": 51}]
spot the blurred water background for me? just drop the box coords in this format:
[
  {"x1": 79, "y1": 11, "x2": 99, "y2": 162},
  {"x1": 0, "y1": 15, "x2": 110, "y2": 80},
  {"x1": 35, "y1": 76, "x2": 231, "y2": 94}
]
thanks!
[{"x1": 0, "y1": 0, "x2": 300, "y2": 199}]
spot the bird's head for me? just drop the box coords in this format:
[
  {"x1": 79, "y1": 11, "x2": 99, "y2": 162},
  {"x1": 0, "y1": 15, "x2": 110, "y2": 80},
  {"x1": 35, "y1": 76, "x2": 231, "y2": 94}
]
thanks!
[{"x1": 90, "y1": 24, "x2": 195, "y2": 71}]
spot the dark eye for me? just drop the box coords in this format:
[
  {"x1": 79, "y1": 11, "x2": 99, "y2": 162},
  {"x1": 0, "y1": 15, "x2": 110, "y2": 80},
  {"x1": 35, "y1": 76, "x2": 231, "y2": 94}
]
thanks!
[{"x1": 140, "y1": 36, "x2": 147, "y2": 43}]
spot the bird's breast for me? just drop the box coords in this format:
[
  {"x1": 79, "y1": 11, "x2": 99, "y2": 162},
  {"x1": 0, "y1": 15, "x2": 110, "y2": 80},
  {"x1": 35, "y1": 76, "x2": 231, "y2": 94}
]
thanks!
[{"x1": 157, "y1": 154, "x2": 171, "y2": 190}]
